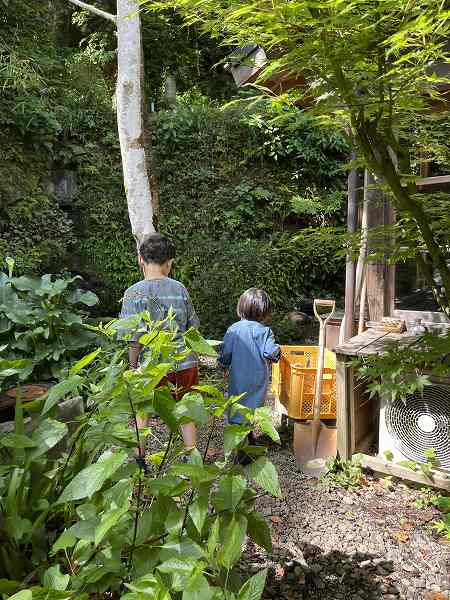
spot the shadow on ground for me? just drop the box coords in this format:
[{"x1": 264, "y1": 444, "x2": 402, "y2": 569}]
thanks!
[{"x1": 245, "y1": 541, "x2": 399, "y2": 600}]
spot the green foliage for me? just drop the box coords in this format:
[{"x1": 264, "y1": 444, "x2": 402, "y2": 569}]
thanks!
[
  {"x1": 152, "y1": 102, "x2": 347, "y2": 338},
  {"x1": 354, "y1": 331, "x2": 450, "y2": 403},
  {"x1": 319, "y1": 456, "x2": 364, "y2": 491},
  {"x1": 0, "y1": 316, "x2": 279, "y2": 599},
  {"x1": 70, "y1": 100, "x2": 347, "y2": 337},
  {"x1": 412, "y1": 487, "x2": 450, "y2": 542},
  {"x1": 414, "y1": 486, "x2": 443, "y2": 510},
  {"x1": 0, "y1": 267, "x2": 98, "y2": 383},
  {"x1": 154, "y1": 0, "x2": 450, "y2": 315},
  {"x1": 1, "y1": 1, "x2": 348, "y2": 339}
]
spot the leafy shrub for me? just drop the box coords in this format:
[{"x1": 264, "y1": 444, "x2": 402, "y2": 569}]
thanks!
[
  {"x1": 319, "y1": 456, "x2": 364, "y2": 491},
  {"x1": 354, "y1": 330, "x2": 450, "y2": 402},
  {"x1": 0, "y1": 269, "x2": 98, "y2": 383},
  {"x1": 173, "y1": 230, "x2": 344, "y2": 339},
  {"x1": 0, "y1": 316, "x2": 281, "y2": 599}
]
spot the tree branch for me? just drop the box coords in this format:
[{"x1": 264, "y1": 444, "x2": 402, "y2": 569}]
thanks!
[{"x1": 67, "y1": 0, "x2": 116, "y2": 23}]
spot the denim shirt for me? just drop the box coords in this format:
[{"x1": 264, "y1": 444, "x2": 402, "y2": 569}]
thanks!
[{"x1": 218, "y1": 319, "x2": 280, "y2": 423}]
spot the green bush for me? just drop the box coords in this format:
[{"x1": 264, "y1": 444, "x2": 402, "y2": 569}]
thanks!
[
  {"x1": 0, "y1": 270, "x2": 98, "y2": 383},
  {"x1": 0, "y1": 318, "x2": 280, "y2": 598}
]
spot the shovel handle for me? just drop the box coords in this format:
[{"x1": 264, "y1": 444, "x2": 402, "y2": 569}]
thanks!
[
  {"x1": 312, "y1": 299, "x2": 336, "y2": 428},
  {"x1": 313, "y1": 299, "x2": 336, "y2": 325}
]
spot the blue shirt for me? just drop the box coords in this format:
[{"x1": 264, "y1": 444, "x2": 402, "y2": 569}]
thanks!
[
  {"x1": 218, "y1": 319, "x2": 280, "y2": 423},
  {"x1": 119, "y1": 277, "x2": 200, "y2": 371}
]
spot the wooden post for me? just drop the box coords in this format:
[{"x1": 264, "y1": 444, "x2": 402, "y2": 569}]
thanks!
[
  {"x1": 342, "y1": 158, "x2": 360, "y2": 342},
  {"x1": 365, "y1": 170, "x2": 396, "y2": 321},
  {"x1": 336, "y1": 354, "x2": 352, "y2": 461}
]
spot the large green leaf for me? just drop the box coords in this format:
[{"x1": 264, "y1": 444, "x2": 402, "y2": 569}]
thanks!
[
  {"x1": 174, "y1": 393, "x2": 209, "y2": 426},
  {"x1": 236, "y1": 569, "x2": 268, "y2": 600},
  {"x1": 57, "y1": 450, "x2": 126, "y2": 503},
  {"x1": 184, "y1": 329, "x2": 217, "y2": 357},
  {"x1": 188, "y1": 485, "x2": 209, "y2": 532},
  {"x1": 6, "y1": 591, "x2": 32, "y2": 600},
  {"x1": 217, "y1": 514, "x2": 247, "y2": 569},
  {"x1": 43, "y1": 565, "x2": 70, "y2": 591},
  {"x1": 254, "y1": 407, "x2": 280, "y2": 444},
  {"x1": 159, "y1": 539, "x2": 205, "y2": 562},
  {"x1": 213, "y1": 475, "x2": 246, "y2": 511},
  {"x1": 0, "y1": 580, "x2": 20, "y2": 595},
  {"x1": 29, "y1": 419, "x2": 68, "y2": 460},
  {"x1": 42, "y1": 376, "x2": 82, "y2": 414},
  {"x1": 247, "y1": 512, "x2": 272, "y2": 552},
  {"x1": 157, "y1": 558, "x2": 198, "y2": 592},
  {"x1": 223, "y1": 425, "x2": 249, "y2": 457},
  {"x1": 51, "y1": 529, "x2": 77, "y2": 554},
  {"x1": 69, "y1": 289, "x2": 99, "y2": 307},
  {"x1": 245, "y1": 457, "x2": 282, "y2": 498},
  {"x1": 183, "y1": 572, "x2": 214, "y2": 600},
  {"x1": 153, "y1": 389, "x2": 178, "y2": 431},
  {"x1": 70, "y1": 348, "x2": 101, "y2": 375},
  {"x1": 94, "y1": 502, "x2": 130, "y2": 546},
  {"x1": 124, "y1": 574, "x2": 171, "y2": 600},
  {"x1": 0, "y1": 433, "x2": 36, "y2": 448},
  {"x1": 207, "y1": 517, "x2": 220, "y2": 558},
  {"x1": 145, "y1": 475, "x2": 189, "y2": 497}
]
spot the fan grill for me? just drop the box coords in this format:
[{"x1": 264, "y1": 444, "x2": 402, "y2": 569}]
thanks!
[{"x1": 385, "y1": 384, "x2": 450, "y2": 470}]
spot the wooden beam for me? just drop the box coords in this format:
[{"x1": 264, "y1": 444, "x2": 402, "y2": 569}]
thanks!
[
  {"x1": 400, "y1": 175, "x2": 450, "y2": 188},
  {"x1": 67, "y1": 0, "x2": 116, "y2": 23},
  {"x1": 358, "y1": 453, "x2": 450, "y2": 491}
]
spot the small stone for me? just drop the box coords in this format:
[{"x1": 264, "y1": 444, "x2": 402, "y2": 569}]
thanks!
[
  {"x1": 313, "y1": 576, "x2": 325, "y2": 589},
  {"x1": 388, "y1": 587, "x2": 400, "y2": 595},
  {"x1": 343, "y1": 496, "x2": 354, "y2": 505},
  {"x1": 402, "y1": 563, "x2": 417, "y2": 573},
  {"x1": 360, "y1": 559, "x2": 372, "y2": 568}
]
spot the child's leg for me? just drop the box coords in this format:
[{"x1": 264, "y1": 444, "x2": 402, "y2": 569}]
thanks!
[
  {"x1": 173, "y1": 367, "x2": 199, "y2": 454},
  {"x1": 180, "y1": 422, "x2": 197, "y2": 452},
  {"x1": 135, "y1": 414, "x2": 148, "y2": 457}
]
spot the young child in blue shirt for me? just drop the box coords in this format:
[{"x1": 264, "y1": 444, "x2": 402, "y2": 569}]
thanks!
[{"x1": 218, "y1": 288, "x2": 280, "y2": 463}]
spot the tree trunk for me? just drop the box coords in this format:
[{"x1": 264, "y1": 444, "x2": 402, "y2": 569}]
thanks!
[{"x1": 116, "y1": 0, "x2": 156, "y2": 244}]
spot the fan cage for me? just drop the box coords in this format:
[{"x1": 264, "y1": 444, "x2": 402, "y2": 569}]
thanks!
[{"x1": 385, "y1": 384, "x2": 450, "y2": 470}]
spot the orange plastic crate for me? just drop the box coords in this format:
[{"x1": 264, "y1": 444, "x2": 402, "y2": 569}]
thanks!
[{"x1": 271, "y1": 345, "x2": 336, "y2": 420}]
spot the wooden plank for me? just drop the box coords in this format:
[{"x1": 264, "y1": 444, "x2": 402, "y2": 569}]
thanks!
[
  {"x1": 336, "y1": 354, "x2": 352, "y2": 461},
  {"x1": 415, "y1": 174, "x2": 450, "y2": 187},
  {"x1": 335, "y1": 329, "x2": 418, "y2": 357},
  {"x1": 394, "y1": 309, "x2": 450, "y2": 325},
  {"x1": 358, "y1": 453, "x2": 450, "y2": 491}
]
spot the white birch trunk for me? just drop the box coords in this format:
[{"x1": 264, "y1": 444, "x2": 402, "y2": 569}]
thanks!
[{"x1": 116, "y1": 0, "x2": 155, "y2": 244}]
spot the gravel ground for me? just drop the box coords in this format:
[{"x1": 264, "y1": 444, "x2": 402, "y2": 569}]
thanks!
[{"x1": 147, "y1": 362, "x2": 450, "y2": 600}]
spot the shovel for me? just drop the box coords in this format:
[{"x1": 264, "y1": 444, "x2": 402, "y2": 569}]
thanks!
[{"x1": 294, "y1": 299, "x2": 337, "y2": 476}]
